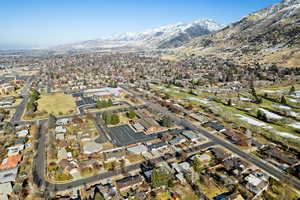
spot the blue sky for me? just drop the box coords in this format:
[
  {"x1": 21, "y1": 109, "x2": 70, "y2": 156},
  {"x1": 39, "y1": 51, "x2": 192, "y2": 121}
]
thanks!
[{"x1": 0, "y1": 0, "x2": 281, "y2": 49}]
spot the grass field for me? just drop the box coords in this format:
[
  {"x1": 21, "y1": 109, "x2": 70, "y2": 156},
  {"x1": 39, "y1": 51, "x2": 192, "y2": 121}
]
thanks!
[{"x1": 37, "y1": 93, "x2": 76, "y2": 116}]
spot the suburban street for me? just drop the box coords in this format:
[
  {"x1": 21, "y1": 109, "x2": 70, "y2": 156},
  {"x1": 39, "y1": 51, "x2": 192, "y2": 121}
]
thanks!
[
  {"x1": 11, "y1": 76, "x2": 35, "y2": 123},
  {"x1": 33, "y1": 119, "x2": 215, "y2": 192},
  {"x1": 145, "y1": 99, "x2": 300, "y2": 191}
]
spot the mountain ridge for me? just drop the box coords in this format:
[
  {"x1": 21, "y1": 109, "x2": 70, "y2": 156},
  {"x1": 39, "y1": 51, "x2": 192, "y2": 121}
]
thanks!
[
  {"x1": 181, "y1": 0, "x2": 300, "y2": 67},
  {"x1": 53, "y1": 19, "x2": 224, "y2": 50}
]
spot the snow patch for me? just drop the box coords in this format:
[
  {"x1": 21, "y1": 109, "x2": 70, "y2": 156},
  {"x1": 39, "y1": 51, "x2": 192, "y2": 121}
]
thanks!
[{"x1": 258, "y1": 108, "x2": 282, "y2": 119}]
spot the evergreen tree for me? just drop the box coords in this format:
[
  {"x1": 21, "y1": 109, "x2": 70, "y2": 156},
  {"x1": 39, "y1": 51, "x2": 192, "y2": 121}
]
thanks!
[
  {"x1": 257, "y1": 110, "x2": 267, "y2": 121},
  {"x1": 227, "y1": 99, "x2": 232, "y2": 106},
  {"x1": 161, "y1": 116, "x2": 172, "y2": 127},
  {"x1": 288, "y1": 85, "x2": 295, "y2": 95},
  {"x1": 281, "y1": 96, "x2": 287, "y2": 105}
]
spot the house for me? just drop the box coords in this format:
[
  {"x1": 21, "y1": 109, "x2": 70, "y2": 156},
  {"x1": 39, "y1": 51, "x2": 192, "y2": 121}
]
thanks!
[
  {"x1": 222, "y1": 157, "x2": 246, "y2": 173},
  {"x1": 83, "y1": 141, "x2": 103, "y2": 154},
  {"x1": 56, "y1": 118, "x2": 70, "y2": 126},
  {"x1": 115, "y1": 175, "x2": 143, "y2": 192},
  {"x1": 16, "y1": 129, "x2": 29, "y2": 137},
  {"x1": 0, "y1": 182, "x2": 13, "y2": 200},
  {"x1": 210, "y1": 148, "x2": 230, "y2": 161},
  {"x1": 15, "y1": 137, "x2": 27, "y2": 145},
  {"x1": 0, "y1": 83, "x2": 15, "y2": 95},
  {"x1": 56, "y1": 133, "x2": 65, "y2": 140},
  {"x1": 222, "y1": 130, "x2": 251, "y2": 147},
  {"x1": 7, "y1": 144, "x2": 24, "y2": 156},
  {"x1": 57, "y1": 148, "x2": 68, "y2": 160},
  {"x1": 168, "y1": 136, "x2": 186, "y2": 145},
  {"x1": 192, "y1": 153, "x2": 211, "y2": 163},
  {"x1": 189, "y1": 113, "x2": 208, "y2": 124},
  {"x1": 127, "y1": 144, "x2": 148, "y2": 154},
  {"x1": 87, "y1": 183, "x2": 117, "y2": 200},
  {"x1": 138, "y1": 118, "x2": 160, "y2": 133},
  {"x1": 0, "y1": 154, "x2": 22, "y2": 170},
  {"x1": 148, "y1": 141, "x2": 168, "y2": 151},
  {"x1": 85, "y1": 87, "x2": 123, "y2": 100},
  {"x1": 205, "y1": 122, "x2": 226, "y2": 132},
  {"x1": 104, "y1": 149, "x2": 126, "y2": 161},
  {"x1": 0, "y1": 167, "x2": 18, "y2": 183},
  {"x1": 245, "y1": 174, "x2": 268, "y2": 194},
  {"x1": 251, "y1": 139, "x2": 265, "y2": 149},
  {"x1": 132, "y1": 123, "x2": 144, "y2": 132},
  {"x1": 171, "y1": 162, "x2": 192, "y2": 174},
  {"x1": 181, "y1": 130, "x2": 199, "y2": 141},
  {"x1": 55, "y1": 126, "x2": 67, "y2": 133},
  {"x1": 263, "y1": 148, "x2": 300, "y2": 166}
]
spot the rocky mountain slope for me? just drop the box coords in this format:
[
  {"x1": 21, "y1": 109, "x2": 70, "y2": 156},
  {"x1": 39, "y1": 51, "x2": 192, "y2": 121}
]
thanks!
[
  {"x1": 183, "y1": 0, "x2": 300, "y2": 67},
  {"x1": 54, "y1": 19, "x2": 223, "y2": 50}
]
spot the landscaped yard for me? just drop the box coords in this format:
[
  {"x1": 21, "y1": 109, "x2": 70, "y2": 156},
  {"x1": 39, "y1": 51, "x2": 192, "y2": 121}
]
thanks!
[
  {"x1": 198, "y1": 182, "x2": 228, "y2": 199},
  {"x1": 37, "y1": 93, "x2": 76, "y2": 116},
  {"x1": 172, "y1": 184, "x2": 198, "y2": 200}
]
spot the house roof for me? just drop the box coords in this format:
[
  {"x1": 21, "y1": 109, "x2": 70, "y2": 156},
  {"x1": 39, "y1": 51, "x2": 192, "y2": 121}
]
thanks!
[
  {"x1": 57, "y1": 148, "x2": 68, "y2": 160},
  {"x1": 15, "y1": 137, "x2": 27, "y2": 145},
  {"x1": 148, "y1": 142, "x2": 167, "y2": 151},
  {"x1": 245, "y1": 174, "x2": 263, "y2": 187},
  {"x1": 55, "y1": 126, "x2": 67, "y2": 133},
  {"x1": 127, "y1": 144, "x2": 147, "y2": 153},
  {"x1": 168, "y1": 136, "x2": 186, "y2": 145},
  {"x1": 116, "y1": 175, "x2": 143, "y2": 189},
  {"x1": 56, "y1": 118, "x2": 69, "y2": 125},
  {"x1": 56, "y1": 133, "x2": 65, "y2": 140},
  {"x1": 16, "y1": 129, "x2": 28, "y2": 137},
  {"x1": 264, "y1": 149, "x2": 299, "y2": 166},
  {"x1": 206, "y1": 122, "x2": 225, "y2": 131},
  {"x1": 181, "y1": 130, "x2": 199, "y2": 140},
  {"x1": 0, "y1": 167, "x2": 18, "y2": 183},
  {"x1": 138, "y1": 118, "x2": 160, "y2": 130},
  {"x1": 0, "y1": 155, "x2": 22, "y2": 170},
  {"x1": 210, "y1": 148, "x2": 229, "y2": 160},
  {"x1": 133, "y1": 123, "x2": 144, "y2": 130}
]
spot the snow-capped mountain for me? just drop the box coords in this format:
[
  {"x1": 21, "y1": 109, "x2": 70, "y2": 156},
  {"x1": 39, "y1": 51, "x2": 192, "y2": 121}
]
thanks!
[
  {"x1": 55, "y1": 19, "x2": 223, "y2": 50},
  {"x1": 185, "y1": 0, "x2": 300, "y2": 67}
]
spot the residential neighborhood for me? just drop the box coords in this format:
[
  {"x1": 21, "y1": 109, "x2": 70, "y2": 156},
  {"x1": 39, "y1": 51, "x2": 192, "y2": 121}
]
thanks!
[{"x1": 0, "y1": 0, "x2": 300, "y2": 199}]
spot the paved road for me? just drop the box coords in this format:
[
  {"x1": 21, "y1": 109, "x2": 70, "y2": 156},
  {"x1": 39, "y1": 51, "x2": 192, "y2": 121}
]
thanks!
[
  {"x1": 141, "y1": 94, "x2": 300, "y2": 191},
  {"x1": 11, "y1": 76, "x2": 35, "y2": 123},
  {"x1": 33, "y1": 120, "x2": 214, "y2": 191},
  {"x1": 47, "y1": 73, "x2": 52, "y2": 94}
]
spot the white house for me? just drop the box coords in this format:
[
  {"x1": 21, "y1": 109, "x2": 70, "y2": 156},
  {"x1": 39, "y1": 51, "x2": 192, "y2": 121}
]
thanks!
[
  {"x1": 56, "y1": 118, "x2": 69, "y2": 126},
  {"x1": 16, "y1": 129, "x2": 28, "y2": 137},
  {"x1": 55, "y1": 126, "x2": 67, "y2": 133}
]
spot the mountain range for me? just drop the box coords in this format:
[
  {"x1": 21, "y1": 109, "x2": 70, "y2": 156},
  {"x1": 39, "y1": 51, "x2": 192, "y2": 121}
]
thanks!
[
  {"x1": 183, "y1": 0, "x2": 300, "y2": 67},
  {"x1": 30, "y1": 0, "x2": 300, "y2": 67},
  {"x1": 54, "y1": 19, "x2": 224, "y2": 50}
]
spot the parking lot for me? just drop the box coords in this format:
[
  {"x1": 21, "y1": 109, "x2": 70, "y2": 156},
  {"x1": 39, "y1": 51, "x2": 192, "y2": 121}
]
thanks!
[
  {"x1": 109, "y1": 124, "x2": 157, "y2": 147},
  {"x1": 109, "y1": 124, "x2": 183, "y2": 147}
]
